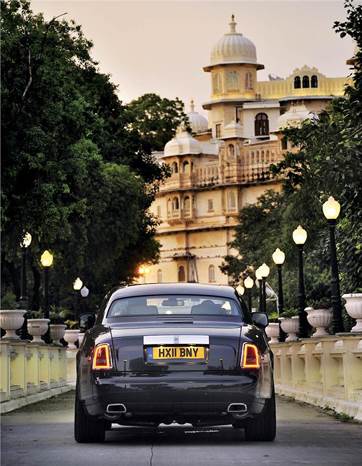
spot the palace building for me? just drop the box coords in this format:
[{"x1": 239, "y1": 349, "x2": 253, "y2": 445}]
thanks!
[{"x1": 143, "y1": 16, "x2": 351, "y2": 285}]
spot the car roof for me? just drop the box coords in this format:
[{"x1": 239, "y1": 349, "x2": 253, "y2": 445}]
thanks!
[{"x1": 109, "y1": 283, "x2": 238, "y2": 301}]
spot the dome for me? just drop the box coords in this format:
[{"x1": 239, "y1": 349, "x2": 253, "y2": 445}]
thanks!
[
  {"x1": 277, "y1": 103, "x2": 316, "y2": 130},
  {"x1": 164, "y1": 128, "x2": 202, "y2": 157},
  {"x1": 208, "y1": 16, "x2": 263, "y2": 70},
  {"x1": 187, "y1": 100, "x2": 208, "y2": 133}
]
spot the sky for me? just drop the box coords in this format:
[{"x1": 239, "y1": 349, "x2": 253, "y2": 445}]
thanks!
[{"x1": 31, "y1": 1, "x2": 354, "y2": 115}]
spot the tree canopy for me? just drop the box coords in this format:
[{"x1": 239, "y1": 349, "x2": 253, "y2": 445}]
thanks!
[{"x1": 1, "y1": 0, "x2": 187, "y2": 312}]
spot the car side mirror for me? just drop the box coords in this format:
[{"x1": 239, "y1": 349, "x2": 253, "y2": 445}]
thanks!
[
  {"x1": 251, "y1": 312, "x2": 269, "y2": 329},
  {"x1": 79, "y1": 312, "x2": 96, "y2": 332}
]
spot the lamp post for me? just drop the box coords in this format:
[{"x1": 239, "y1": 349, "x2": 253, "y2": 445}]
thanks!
[
  {"x1": 19, "y1": 232, "x2": 32, "y2": 307},
  {"x1": 260, "y1": 263, "x2": 270, "y2": 314},
  {"x1": 73, "y1": 277, "x2": 83, "y2": 322},
  {"x1": 244, "y1": 276, "x2": 254, "y2": 311},
  {"x1": 255, "y1": 267, "x2": 264, "y2": 312},
  {"x1": 292, "y1": 225, "x2": 310, "y2": 337},
  {"x1": 322, "y1": 196, "x2": 344, "y2": 333},
  {"x1": 272, "y1": 248, "x2": 286, "y2": 341},
  {"x1": 40, "y1": 250, "x2": 54, "y2": 320}
]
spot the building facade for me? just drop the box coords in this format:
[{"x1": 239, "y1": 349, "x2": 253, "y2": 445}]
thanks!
[{"x1": 144, "y1": 16, "x2": 350, "y2": 285}]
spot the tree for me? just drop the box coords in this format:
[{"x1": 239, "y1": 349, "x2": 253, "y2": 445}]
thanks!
[{"x1": 1, "y1": 0, "x2": 187, "y2": 311}]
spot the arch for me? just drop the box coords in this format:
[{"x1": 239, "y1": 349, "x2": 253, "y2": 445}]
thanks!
[
  {"x1": 294, "y1": 76, "x2": 301, "y2": 89},
  {"x1": 302, "y1": 75, "x2": 310, "y2": 88},
  {"x1": 226, "y1": 71, "x2": 239, "y2": 90},
  {"x1": 184, "y1": 196, "x2": 191, "y2": 215},
  {"x1": 157, "y1": 269, "x2": 162, "y2": 283},
  {"x1": 228, "y1": 144, "x2": 235, "y2": 158},
  {"x1": 228, "y1": 191, "x2": 236, "y2": 210},
  {"x1": 171, "y1": 161, "x2": 178, "y2": 173},
  {"x1": 208, "y1": 265, "x2": 216, "y2": 283},
  {"x1": 167, "y1": 198, "x2": 172, "y2": 215},
  {"x1": 311, "y1": 75, "x2": 318, "y2": 88},
  {"x1": 212, "y1": 72, "x2": 221, "y2": 93},
  {"x1": 245, "y1": 72, "x2": 253, "y2": 90},
  {"x1": 178, "y1": 265, "x2": 186, "y2": 282},
  {"x1": 255, "y1": 113, "x2": 269, "y2": 136},
  {"x1": 172, "y1": 197, "x2": 179, "y2": 211},
  {"x1": 183, "y1": 161, "x2": 190, "y2": 174}
]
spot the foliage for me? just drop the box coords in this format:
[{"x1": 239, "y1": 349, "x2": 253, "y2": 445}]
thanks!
[
  {"x1": 280, "y1": 309, "x2": 299, "y2": 318},
  {"x1": 1, "y1": 1, "x2": 186, "y2": 310},
  {"x1": 222, "y1": 0, "x2": 362, "y2": 312},
  {"x1": 0, "y1": 292, "x2": 17, "y2": 310}
]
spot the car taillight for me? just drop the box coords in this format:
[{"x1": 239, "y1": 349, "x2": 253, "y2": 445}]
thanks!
[
  {"x1": 241, "y1": 343, "x2": 260, "y2": 369},
  {"x1": 92, "y1": 343, "x2": 112, "y2": 370}
]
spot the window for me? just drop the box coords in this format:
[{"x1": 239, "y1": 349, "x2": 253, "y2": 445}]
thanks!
[
  {"x1": 212, "y1": 73, "x2": 221, "y2": 93},
  {"x1": 226, "y1": 71, "x2": 239, "y2": 90},
  {"x1": 167, "y1": 199, "x2": 172, "y2": 216},
  {"x1": 255, "y1": 113, "x2": 269, "y2": 136},
  {"x1": 228, "y1": 144, "x2": 235, "y2": 159},
  {"x1": 157, "y1": 269, "x2": 162, "y2": 283},
  {"x1": 311, "y1": 75, "x2": 318, "y2": 88},
  {"x1": 171, "y1": 161, "x2": 178, "y2": 173},
  {"x1": 228, "y1": 191, "x2": 236, "y2": 210},
  {"x1": 235, "y1": 106, "x2": 242, "y2": 123},
  {"x1": 178, "y1": 266, "x2": 186, "y2": 282},
  {"x1": 208, "y1": 199, "x2": 214, "y2": 212},
  {"x1": 215, "y1": 124, "x2": 222, "y2": 138},
  {"x1": 183, "y1": 161, "x2": 190, "y2": 173},
  {"x1": 302, "y1": 75, "x2": 310, "y2": 88},
  {"x1": 184, "y1": 196, "x2": 191, "y2": 215},
  {"x1": 157, "y1": 205, "x2": 161, "y2": 217},
  {"x1": 208, "y1": 265, "x2": 216, "y2": 283},
  {"x1": 245, "y1": 72, "x2": 253, "y2": 90},
  {"x1": 172, "y1": 197, "x2": 179, "y2": 210},
  {"x1": 294, "y1": 76, "x2": 301, "y2": 89},
  {"x1": 281, "y1": 138, "x2": 288, "y2": 150}
]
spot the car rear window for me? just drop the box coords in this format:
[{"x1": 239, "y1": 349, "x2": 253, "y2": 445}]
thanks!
[{"x1": 107, "y1": 295, "x2": 242, "y2": 318}]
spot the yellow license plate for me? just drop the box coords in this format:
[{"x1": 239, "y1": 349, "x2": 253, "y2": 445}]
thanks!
[{"x1": 152, "y1": 346, "x2": 205, "y2": 360}]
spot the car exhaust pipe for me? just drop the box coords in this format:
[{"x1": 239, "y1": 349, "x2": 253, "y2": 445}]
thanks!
[
  {"x1": 227, "y1": 403, "x2": 248, "y2": 414},
  {"x1": 106, "y1": 403, "x2": 127, "y2": 414}
]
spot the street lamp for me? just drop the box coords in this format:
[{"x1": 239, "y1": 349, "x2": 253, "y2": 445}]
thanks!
[
  {"x1": 272, "y1": 248, "x2": 285, "y2": 315},
  {"x1": 19, "y1": 232, "x2": 32, "y2": 307},
  {"x1": 255, "y1": 266, "x2": 264, "y2": 312},
  {"x1": 73, "y1": 277, "x2": 83, "y2": 321},
  {"x1": 73, "y1": 277, "x2": 83, "y2": 291},
  {"x1": 260, "y1": 263, "x2": 270, "y2": 314},
  {"x1": 236, "y1": 284, "x2": 245, "y2": 296},
  {"x1": 244, "y1": 276, "x2": 254, "y2": 311},
  {"x1": 322, "y1": 196, "x2": 344, "y2": 333},
  {"x1": 292, "y1": 225, "x2": 310, "y2": 337},
  {"x1": 40, "y1": 250, "x2": 54, "y2": 320}
]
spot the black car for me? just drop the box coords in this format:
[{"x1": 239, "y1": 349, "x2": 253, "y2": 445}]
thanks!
[{"x1": 74, "y1": 283, "x2": 276, "y2": 442}]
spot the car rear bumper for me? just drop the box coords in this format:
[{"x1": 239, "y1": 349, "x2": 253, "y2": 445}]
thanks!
[{"x1": 82, "y1": 372, "x2": 268, "y2": 425}]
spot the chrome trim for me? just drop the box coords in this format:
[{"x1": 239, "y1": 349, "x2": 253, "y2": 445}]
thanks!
[
  {"x1": 227, "y1": 403, "x2": 248, "y2": 413},
  {"x1": 143, "y1": 335, "x2": 209, "y2": 345},
  {"x1": 106, "y1": 403, "x2": 127, "y2": 414}
]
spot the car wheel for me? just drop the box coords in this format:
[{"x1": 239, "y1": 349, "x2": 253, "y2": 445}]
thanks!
[
  {"x1": 244, "y1": 393, "x2": 276, "y2": 442},
  {"x1": 74, "y1": 391, "x2": 106, "y2": 443}
]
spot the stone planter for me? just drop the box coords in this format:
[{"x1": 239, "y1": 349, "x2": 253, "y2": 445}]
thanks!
[
  {"x1": 280, "y1": 316, "x2": 299, "y2": 342},
  {"x1": 50, "y1": 324, "x2": 66, "y2": 345},
  {"x1": 27, "y1": 318, "x2": 50, "y2": 344},
  {"x1": 306, "y1": 307, "x2": 332, "y2": 337},
  {"x1": 78, "y1": 333, "x2": 85, "y2": 346},
  {"x1": 265, "y1": 322, "x2": 280, "y2": 343},
  {"x1": 64, "y1": 329, "x2": 80, "y2": 349},
  {"x1": 343, "y1": 293, "x2": 362, "y2": 333},
  {"x1": 0, "y1": 309, "x2": 25, "y2": 339}
]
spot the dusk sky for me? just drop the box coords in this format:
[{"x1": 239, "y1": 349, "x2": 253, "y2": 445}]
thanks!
[{"x1": 32, "y1": 1, "x2": 354, "y2": 115}]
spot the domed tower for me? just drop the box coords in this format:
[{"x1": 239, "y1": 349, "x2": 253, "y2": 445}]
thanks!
[
  {"x1": 187, "y1": 100, "x2": 208, "y2": 136},
  {"x1": 203, "y1": 15, "x2": 264, "y2": 139}
]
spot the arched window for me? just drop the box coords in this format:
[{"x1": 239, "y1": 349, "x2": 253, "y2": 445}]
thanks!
[
  {"x1": 183, "y1": 161, "x2": 190, "y2": 174},
  {"x1": 157, "y1": 269, "x2": 162, "y2": 283},
  {"x1": 171, "y1": 161, "x2": 178, "y2": 173},
  {"x1": 255, "y1": 113, "x2": 269, "y2": 136},
  {"x1": 167, "y1": 198, "x2": 172, "y2": 216},
  {"x1": 228, "y1": 191, "x2": 236, "y2": 210},
  {"x1": 245, "y1": 72, "x2": 253, "y2": 90},
  {"x1": 302, "y1": 75, "x2": 310, "y2": 88},
  {"x1": 172, "y1": 197, "x2": 179, "y2": 211},
  {"x1": 212, "y1": 73, "x2": 221, "y2": 93},
  {"x1": 228, "y1": 144, "x2": 235, "y2": 159},
  {"x1": 294, "y1": 76, "x2": 301, "y2": 89},
  {"x1": 311, "y1": 75, "x2": 318, "y2": 88},
  {"x1": 178, "y1": 266, "x2": 186, "y2": 282},
  {"x1": 226, "y1": 71, "x2": 239, "y2": 90},
  {"x1": 208, "y1": 265, "x2": 216, "y2": 283},
  {"x1": 184, "y1": 196, "x2": 191, "y2": 215}
]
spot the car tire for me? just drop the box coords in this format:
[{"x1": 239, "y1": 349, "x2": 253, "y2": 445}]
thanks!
[
  {"x1": 244, "y1": 393, "x2": 276, "y2": 442},
  {"x1": 74, "y1": 391, "x2": 106, "y2": 443}
]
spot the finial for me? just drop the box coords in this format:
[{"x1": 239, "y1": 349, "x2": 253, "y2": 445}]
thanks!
[
  {"x1": 190, "y1": 99, "x2": 195, "y2": 112},
  {"x1": 229, "y1": 14, "x2": 237, "y2": 33}
]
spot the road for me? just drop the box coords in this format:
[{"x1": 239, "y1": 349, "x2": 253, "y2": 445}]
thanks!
[{"x1": 1, "y1": 391, "x2": 362, "y2": 466}]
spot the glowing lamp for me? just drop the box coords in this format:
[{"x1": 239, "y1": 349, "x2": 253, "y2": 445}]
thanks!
[
  {"x1": 322, "y1": 196, "x2": 341, "y2": 220},
  {"x1": 20, "y1": 232, "x2": 32, "y2": 248},
  {"x1": 80, "y1": 286, "x2": 89, "y2": 298},
  {"x1": 292, "y1": 225, "x2": 307, "y2": 245},
  {"x1": 260, "y1": 263, "x2": 270, "y2": 278},
  {"x1": 244, "y1": 276, "x2": 254, "y2": 289},
  {"x1": 255, "y1": 267, "x2": 263, "y2": 281},
  {"x1": 73, "y1": 277, "x2": 83, "y2": 291},
  {"x1": 236, "y1": 285, "x2": 245, "y2": 296},
  {"x1": 272, "y1": 248, "x2": 285, "y2": 265},
  {"x1": 40, "y1": 250, "x2": 53, "y2": 268}
]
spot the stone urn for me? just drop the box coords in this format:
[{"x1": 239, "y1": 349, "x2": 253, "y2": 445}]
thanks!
[
  {"x1": 50, "y1": 324, "x2": 66, "y2": 345},
  {"x1": 306, "y1": 307, "x2": 332, "y2": 337},
  {"x1": 77, "y1": 333, "x2": 85, "y2": 346},
  {"x1": 280, "y1": 316, "x2": 299, "y2": 342},
  {"x1": 343, "y1": 293, "x2": 362, "y2": 333},
  {"x1": 265, "y1": 322, "x2": 280, "y2": 343},
  {"x1": 64, "y1": 329, "x2": 80, "y2": 349},
  {"x1": 27, "y1": 318, "x2": 50, "y2": 344},
  {"x1": 0, "y1": 309, "x2": 25, "y2": 339}
]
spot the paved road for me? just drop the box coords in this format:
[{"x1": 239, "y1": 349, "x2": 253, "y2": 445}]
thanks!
[{"x1": 1, "y1": 391, "x2": 362, "y2": 466}]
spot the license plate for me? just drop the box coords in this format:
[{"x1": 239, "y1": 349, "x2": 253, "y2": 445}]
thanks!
[{"x1": 152, "y1": 346, "x2": 205, "y2": 360}]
